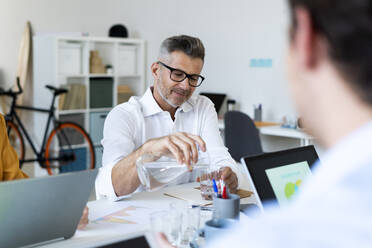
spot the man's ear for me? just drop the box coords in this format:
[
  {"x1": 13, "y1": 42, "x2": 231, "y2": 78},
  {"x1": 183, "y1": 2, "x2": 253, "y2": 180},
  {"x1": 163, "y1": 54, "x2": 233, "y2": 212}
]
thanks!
[
  {"x1": 151, "y1": 62, "x2": 160, "y2": 80},
  {"x1": 292, "y1": 7, "x2": 318, "y2": 69}
]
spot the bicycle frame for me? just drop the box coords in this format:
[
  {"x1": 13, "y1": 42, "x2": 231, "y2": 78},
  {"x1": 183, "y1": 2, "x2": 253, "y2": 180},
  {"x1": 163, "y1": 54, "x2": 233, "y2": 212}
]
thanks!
[{"x1": 7, "y1": 93, "x2": 60, "y2": 166}]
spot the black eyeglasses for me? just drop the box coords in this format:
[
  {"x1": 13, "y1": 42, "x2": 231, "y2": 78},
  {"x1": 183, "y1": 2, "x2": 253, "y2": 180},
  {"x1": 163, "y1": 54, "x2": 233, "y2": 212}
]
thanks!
[{"x1": 157, "y1": 61, "x2": 205, "y2": 87}]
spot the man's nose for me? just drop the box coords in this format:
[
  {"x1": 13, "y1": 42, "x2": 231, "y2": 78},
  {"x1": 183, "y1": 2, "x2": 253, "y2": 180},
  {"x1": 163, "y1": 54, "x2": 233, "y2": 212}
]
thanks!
[{"x1": 178, "y1": 77, "x2": 190, "y2": 90}]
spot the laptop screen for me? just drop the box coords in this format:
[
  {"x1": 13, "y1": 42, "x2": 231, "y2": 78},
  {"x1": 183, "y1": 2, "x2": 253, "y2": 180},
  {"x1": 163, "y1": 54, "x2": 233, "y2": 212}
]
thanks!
[
  {"x1": 199, "y1": 93, "x2": 226, "y2": 115},
  {"x1": 265, "y1": 161, "x2": 312, "y2": 207},
  {"x1": 96, "y1": 236, "x2": 150, "y2": 248},
  {"x1": 242, "y1": 146, "x2": 319, "y2": 209}
]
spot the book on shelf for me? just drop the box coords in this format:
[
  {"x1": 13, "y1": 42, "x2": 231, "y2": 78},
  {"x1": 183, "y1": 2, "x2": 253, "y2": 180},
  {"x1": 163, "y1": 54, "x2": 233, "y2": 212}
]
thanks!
[
  {"x1": 58, "y1": 92, "x2": 66, "y2": 110},
  {"x1": 58, "y1": 83, "x2": 86, "y2": 110}
]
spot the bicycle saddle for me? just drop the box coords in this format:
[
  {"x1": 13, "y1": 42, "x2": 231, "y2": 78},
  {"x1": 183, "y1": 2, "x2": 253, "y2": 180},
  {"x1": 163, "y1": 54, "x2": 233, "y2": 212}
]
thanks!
[{"x1": 45, "y1": 85, "x2": 68, "y2": 95}]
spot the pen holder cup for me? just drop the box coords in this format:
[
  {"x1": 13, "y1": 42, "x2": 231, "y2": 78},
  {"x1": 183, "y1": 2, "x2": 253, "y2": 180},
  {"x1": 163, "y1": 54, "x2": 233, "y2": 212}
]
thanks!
[
  {"x1": 212, "y1": 194, "x2": 240, "y2": 220},
  {"x1": 254, "y1": 108, "x2": 262, "y2": 122}
]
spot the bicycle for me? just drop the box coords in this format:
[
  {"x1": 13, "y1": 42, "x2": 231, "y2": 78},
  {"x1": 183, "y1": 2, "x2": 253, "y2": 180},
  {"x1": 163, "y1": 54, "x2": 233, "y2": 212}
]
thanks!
[{"x1": 0, "y1": 79, "x2": 95, "y2": 175}]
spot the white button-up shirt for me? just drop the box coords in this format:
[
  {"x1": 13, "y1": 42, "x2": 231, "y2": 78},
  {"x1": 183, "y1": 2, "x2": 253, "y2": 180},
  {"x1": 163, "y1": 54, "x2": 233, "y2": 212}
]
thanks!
[
  {"x1": 95, "y1": 87, "x2": 244, "y2": 201},
  {"x1": 209, "y1": 120, "x2": 372, "y2": 247}
]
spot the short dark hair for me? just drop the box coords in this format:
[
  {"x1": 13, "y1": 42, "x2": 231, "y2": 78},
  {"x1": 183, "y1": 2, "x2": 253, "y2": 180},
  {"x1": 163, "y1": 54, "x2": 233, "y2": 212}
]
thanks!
[
  {"x1": 288, "y1": 0, "x2": 372, "y2": 105},
  {"x1": 159, "y1": 35, "x2": 205, "y2": 61}
]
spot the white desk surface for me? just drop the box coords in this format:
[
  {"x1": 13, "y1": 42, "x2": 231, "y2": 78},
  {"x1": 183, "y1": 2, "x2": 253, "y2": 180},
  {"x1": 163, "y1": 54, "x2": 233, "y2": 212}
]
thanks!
[
  {"x1": 259, "y1": 126, "x2": 313, "y2": 140},
  {"x1": 218, "y1": 119, "x2": 313, "y2": 141},
  {"x1": 40, "y1": 182, "x2": 256, "y2": 248}
]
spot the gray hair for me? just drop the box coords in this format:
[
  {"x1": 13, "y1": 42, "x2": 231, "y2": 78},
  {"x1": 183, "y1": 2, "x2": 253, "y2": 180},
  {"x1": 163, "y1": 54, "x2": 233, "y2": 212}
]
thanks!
[{"x1": 158, "y1": 35, "x2": 205, "y2": 61}]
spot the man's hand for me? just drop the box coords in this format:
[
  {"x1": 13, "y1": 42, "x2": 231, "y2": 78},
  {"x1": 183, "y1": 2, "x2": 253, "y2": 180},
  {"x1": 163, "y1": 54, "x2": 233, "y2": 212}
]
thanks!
[
  {"x1": 156, "y1": 233, "x2": 176, "y2": 248},
  {"x1": 112, "y1": 132, "x2": 206, "y2": 196},
  {"x1": 196, "y1": 167, "x2": 239, "y2": 193},
  {"x1": 142, "y1": 132, "x2": 206, "y2": 169},
  {"x1": 220, "y1": 167, "x2": 238, "y2": 193},
  {"x1": 77, "y1": 206, "x2": 89, "y2": 230}
]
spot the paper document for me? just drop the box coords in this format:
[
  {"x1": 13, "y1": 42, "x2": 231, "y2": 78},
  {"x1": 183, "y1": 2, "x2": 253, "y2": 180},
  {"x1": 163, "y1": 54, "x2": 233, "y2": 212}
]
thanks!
[
  {"x1": 163, "y1": 184, "x2": 213, "y2": 206},
  {"x1": 88, "y1": 200, "x2": 168, "y2": 233}
]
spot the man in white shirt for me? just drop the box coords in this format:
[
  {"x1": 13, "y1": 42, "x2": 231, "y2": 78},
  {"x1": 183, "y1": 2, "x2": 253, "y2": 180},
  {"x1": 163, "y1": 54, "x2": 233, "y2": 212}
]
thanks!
[
  {"x1": 96, "y1": 35, "x2": 242, "y2": 200},
  {"x1": 157, "y1": 0, "x2": 372, "y2": 247}
]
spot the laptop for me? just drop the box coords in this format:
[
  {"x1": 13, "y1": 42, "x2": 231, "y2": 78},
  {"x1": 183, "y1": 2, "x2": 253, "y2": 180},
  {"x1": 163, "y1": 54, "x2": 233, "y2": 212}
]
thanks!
[
  {"x1": 241, "y1": 145, "x2": 319, "y2": 211},
  {"x1": 199, "y1": 92, "x2": 227, "y2": 115},
  {"x1": 0, "y1": 169, "x2": 98, "y2": 248},
  {"x1": 92, "y1": 233, "x2": 154, "y2": 248}
]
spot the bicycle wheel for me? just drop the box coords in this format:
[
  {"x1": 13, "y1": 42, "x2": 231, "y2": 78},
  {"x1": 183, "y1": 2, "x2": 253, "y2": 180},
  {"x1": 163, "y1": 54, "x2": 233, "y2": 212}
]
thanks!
[
  {"x1": 6, "y1": 120, "x2": 25, "y2": 168},
  {"x1": 44, "y1": 122, "x2": 95, "y2": 175}
]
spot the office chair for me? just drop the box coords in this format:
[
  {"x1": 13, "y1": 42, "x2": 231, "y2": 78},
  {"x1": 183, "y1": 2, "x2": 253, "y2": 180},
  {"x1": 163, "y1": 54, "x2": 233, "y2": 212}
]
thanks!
[{"x1": 224, "y1": 111, "x2": 263, "y2": 162}]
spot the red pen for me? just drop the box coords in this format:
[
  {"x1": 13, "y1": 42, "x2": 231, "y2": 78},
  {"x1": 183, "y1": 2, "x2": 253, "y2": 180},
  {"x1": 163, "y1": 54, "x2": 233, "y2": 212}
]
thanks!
[{"x1": 222, "y1": 185, "x2": 227, "y2": 199}]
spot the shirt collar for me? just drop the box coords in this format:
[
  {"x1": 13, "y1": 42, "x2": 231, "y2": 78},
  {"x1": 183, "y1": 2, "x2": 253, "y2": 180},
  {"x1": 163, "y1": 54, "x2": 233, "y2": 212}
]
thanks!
[
  {"x1": 140, "y1": 87, "x2": 195, "y2": 117},
  {"x1": 298, "y1": 119, "x2": 372, "y2": 203},
  {"x1": 180, "y1": 96, "x2": 195, "y2": 113},
  {"x1": 139, "y1": 87, "x2": 163, "y2": 117},
  {"x1": 318, "y1": 119, "x2": 372, "y2": 174}
]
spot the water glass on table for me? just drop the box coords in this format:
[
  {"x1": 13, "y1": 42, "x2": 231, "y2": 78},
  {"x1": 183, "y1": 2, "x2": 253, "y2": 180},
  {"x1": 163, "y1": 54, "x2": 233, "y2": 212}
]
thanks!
[
  {"x1": 198, "y1": 166, "x2": 225, "y2": 200},
  {"x1": 167, "y1": 202, "x2": 202, "y2": 247},
  {"x1": 179, "y1": 206, "x2": 200, "y2": 248},
  {"x1": 198, "y1": 167, "x2": 214, "y2": 200},
  {"x1": 150, "y1": 210, "x2": 181, "y2": 246}
]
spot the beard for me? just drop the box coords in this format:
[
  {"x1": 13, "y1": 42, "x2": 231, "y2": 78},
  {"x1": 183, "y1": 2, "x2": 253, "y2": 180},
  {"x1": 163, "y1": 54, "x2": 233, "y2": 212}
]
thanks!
[{"x1": 157, "y1": 78, "x2": 192, "y2": 108}]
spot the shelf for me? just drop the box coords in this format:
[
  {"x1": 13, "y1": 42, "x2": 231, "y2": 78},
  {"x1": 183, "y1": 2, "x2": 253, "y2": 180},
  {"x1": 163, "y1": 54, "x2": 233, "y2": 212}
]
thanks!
[
  {"x1": 60, "y1": 143, "x2": 89, "y2": 150},
  {"x1": 57, "y1": 107, "x2": 112, "y2": 115},
  {"x1": 56, "y1": 36, "x2": 145, "y2": 44},
  {"x1": 33, "y1": 35, "x2": 146, "y2": 176},
  {"x1": 58, "y1": 74, "x2": 86, "y2": 78},
  {"x1": 117, "y1": 74, "x2": 141, "y2": 78},
  {"x1": 57, "y1": 36, "x2": 87, "y2": 42},
  {"x1": 89, "y1": 74, "x2": 114, "y2": 78},
  {"x1": 58, "y1": 109, "x2": 88, "y2": 115},
  {"x1": 89, "y1": 108, "x2": 112, "y2": 113}
]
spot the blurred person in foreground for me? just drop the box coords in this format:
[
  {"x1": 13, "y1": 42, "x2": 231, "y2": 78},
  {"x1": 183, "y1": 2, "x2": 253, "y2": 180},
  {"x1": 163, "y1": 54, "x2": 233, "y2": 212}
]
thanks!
[{"x1": 158, "y1": 0, "x2": 372, "y2": 246}]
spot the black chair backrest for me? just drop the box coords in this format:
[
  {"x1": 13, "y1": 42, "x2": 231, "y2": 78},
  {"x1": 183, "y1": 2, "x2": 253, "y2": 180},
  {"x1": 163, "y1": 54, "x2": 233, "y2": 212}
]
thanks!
[{"x1": 224, "y1": 111, "x2": 263, "y2": 162}]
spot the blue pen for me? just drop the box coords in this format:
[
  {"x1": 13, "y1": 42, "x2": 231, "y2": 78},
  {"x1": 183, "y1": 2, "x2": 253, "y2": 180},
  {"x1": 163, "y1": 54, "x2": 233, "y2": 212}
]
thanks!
[{"x1": 212, "y1": 179, "x2": 218, "y2": 197}]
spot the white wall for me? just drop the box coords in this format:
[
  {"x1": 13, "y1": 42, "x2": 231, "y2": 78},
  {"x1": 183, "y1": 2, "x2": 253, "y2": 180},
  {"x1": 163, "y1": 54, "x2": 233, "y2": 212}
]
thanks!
[{"x1": 0, "y1": 0, "x2": 295, "y2": 121}]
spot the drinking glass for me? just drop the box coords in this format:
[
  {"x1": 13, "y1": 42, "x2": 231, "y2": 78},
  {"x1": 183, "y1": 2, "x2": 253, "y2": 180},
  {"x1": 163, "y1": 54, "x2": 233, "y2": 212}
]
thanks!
[
  {"x1": 198, "y1": 166, "x2": 213, "y2": 200},
  {"x1": 150, "y1": 210, "x2": 181, "y2": 246},
  {"x1": 169, "y1": 202, "x2": 200, "y2": 248},
  {"x1": 179, "y1": 206, "x2": 200, "y2": 247}
]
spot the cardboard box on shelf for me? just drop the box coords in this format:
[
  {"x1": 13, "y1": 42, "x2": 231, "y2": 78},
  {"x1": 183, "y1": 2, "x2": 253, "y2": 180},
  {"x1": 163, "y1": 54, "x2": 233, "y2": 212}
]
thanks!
[{"x1": 117, "y1": 85, "x2": 133, "y2": 104}]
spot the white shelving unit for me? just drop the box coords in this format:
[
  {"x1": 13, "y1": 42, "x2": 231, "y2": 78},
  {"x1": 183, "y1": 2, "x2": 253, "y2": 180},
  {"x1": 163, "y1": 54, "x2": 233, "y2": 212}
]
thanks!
[{"x1": 33, "y1": 35, "x2": 146, "y2": 176}]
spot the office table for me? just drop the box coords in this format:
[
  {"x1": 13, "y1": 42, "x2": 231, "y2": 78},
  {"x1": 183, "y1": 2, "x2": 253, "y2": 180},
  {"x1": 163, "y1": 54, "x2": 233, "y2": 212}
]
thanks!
[
  {"x1": 40, "y1": 182, "x2": 256, "y2": 248},
  {"x1": 218, "y1": 119, "x2": 313, "y2": 147},
  {"x1": 259, "y1": 126, "x2": 313, "y2": 146},
  {"x1": 218, "y1": 119, "x2": 279, "y2": 130}
]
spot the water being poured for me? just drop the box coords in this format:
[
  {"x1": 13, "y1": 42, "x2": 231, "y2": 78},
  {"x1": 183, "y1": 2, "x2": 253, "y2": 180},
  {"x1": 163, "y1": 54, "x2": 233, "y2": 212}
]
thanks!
[{"x1": 136, "y1": 153, "x2": 210, "y2": 191}]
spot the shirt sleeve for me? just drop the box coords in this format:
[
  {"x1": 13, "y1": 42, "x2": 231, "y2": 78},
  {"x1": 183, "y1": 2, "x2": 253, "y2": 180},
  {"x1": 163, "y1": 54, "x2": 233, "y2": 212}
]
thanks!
[
  {"x1": 199, "y1": 99, "x2": 245, "y2": 188},
  {"x1": 0, "y1": 115, "x2": 28, "y2": 181},
  {"x1": 95, "y1": 105, "x2": 142, "y2": 201}
]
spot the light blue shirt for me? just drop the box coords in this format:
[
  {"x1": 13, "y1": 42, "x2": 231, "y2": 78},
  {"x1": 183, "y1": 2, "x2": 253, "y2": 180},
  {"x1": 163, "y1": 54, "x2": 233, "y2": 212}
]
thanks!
[{"x1": 209, "y1": 121, "x2": 372, "y2": 247}]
